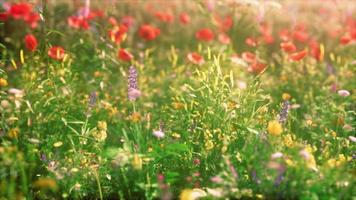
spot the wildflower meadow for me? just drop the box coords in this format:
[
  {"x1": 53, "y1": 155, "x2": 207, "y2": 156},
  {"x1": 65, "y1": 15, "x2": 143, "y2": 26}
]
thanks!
[{"x1": 0, "y1": 0, "x2": 355, "y2": 199}]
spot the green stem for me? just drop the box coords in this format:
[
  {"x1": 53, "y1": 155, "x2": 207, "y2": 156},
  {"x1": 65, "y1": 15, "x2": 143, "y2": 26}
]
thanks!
[{"x1": 93, "y1": 170, "x2": 103, "y2": 200}]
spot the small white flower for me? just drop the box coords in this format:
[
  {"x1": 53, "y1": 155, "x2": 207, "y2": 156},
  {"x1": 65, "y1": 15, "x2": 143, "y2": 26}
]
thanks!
[
  {"x1": 337, "y1": 90, "x2": 350, "y2": 97},
  {"x1": 271, "y1": 152, "x2": 283, "y2": 159},
  {"x1": 343, "y1": 124, "x2": 353, "y2": 132},
  {"x1": 237, "y1": 81, "x2": 247, "y2": 90},
  {"x1": 299, "y1": 149, "x2": 310, "y2": 160},
  {"x1": 206, "y1": 188, "x2": 223, "y2": 197},
  {"x1": 152, "y1": 130, "x2": 164, "y2": 138},
  {"x1": 9, "y1": 88, "x2": 24, "y2": 96},
  {"x1": 349, "y1": 136, "x2": 356, "y2": 142}
]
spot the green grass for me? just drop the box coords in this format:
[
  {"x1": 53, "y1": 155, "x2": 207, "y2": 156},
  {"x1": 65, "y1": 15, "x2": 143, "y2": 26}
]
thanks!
[{"x1": 0, "y1": 0, "x2": 355, "y2": 199}]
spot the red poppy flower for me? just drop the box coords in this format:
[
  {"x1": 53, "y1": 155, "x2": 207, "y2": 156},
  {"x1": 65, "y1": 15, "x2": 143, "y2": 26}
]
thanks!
[
  {"x1": 24, "y1": 34, "x2": 38, "y2": 52},
  {"x1": 108, "y1": 17, "x2": 117, "y2": 26},
  {"x1": 195, "y1": 28, "x2": 214, "y2": 42},
  {"x1": 328, "y1": 29, "x2": 342, "y2": 39},
  {"x1": 339, "y1": 34, "x2": 352, "y2": 45},
  {"x1": 245, "y1": 37, "x2": 257, "y2": 47},
  {"x1": 215, "y1": 15, "x2": 233, "y2": 32},
  {"x1": 139, "y1": 24, "x2": 160, "y2": 41},
  {"x1": 108, "y1": 24, "x2": 128, "y2": 44},
  {"x1": 263, "y1": 34, "x2": 274, "y2": 44},
  {"x1": 241, "y1": 52, "x2": 256, "y2": 63},
  {"x1": 9, "y1": 3, "x2": 32, "y2": 19},
  {"x1": 279, "y1": 29, "x2": 291, "y2": 41},
  {"x1": 68, "y1": 16, "x2": 89, "y2": 30},
  {"x1": 259, "y1": 23, "x2": 271, "y2": 35},
  {"x1": 248, "y1": 61, "x2": 267, "y2": 74},
  {"x1": 48, "y1": 46, "x2": 66, "y2": 61},
  {"x1": 187, "y1": 52, "x2": 205, "y2": 65},
  {"x1": 179, "y1": 13, "x2": 190, "y2": 25},
  {"x1": 0, "y1": 12, "x2": 9, "y2": 21},
  {"x1": 289, "y1": 49, "x2": 308, "y2": 61},
  {"x1": 218, "y1": 33, "x2": 231, "y2": 44},
  {"x1": 67, "y1": 16, "x2": 81, "y2": 29},
  {"x1": 309, "y1": 40, "x2": 322, "y2": 61},
  {"x1": 351, "y1": 30, "x2": 356, "y2": 40},
  {"x1": 121, "y1": 16, "x2": 135, "y2": 28},
  {"x1": 86, "y1": 10, "x2": 104, "y2": 20},
  {"x1": 118, "y1": 48, "x2": 133, "y2": 62},
  {"x1": 155, "y1": 11, "x2": 173, "y2": 23},
  {"x1": 24, "y1": 12, "x2": 40, "y2": 28},
  {"x1": 280, "y1": 41, "x2": 296, "y2": 53},
  {"x1": 293, "y1": 30, "x2": 309, "y2": 43}
]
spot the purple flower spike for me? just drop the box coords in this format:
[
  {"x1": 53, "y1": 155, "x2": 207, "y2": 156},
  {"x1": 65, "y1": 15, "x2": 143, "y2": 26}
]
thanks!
[{"x1": 128, "y1": 66, "x2": 141, "y2": 101}]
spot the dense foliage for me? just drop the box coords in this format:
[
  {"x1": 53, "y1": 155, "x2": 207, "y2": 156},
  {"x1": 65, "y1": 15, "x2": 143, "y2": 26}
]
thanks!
[{"x1": 0, "y1": 0, "x2": 355, "y2": 199}]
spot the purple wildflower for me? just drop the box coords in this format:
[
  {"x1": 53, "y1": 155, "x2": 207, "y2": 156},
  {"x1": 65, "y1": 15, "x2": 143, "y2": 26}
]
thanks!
[
  {"x1": 40, "y1": 153, "x2": 47, "y2": 162},
  {"x1": 88, "y1": 91, "x2": 97, "y2": 108},
  {"x1": 278, "y1": 100, "x2": 290, "y2": 124},
  {"x1": 338, "y1": 90, "x2": 350, "y2": 97},
  {"x1": 128, "y1": 66, "x2": 141, "y2": 101},
  {"x1": 274, "y1": 174, "x2": 284, "y2": 186},
  {"x1": 326, "y1": 63, "x2": 336, "y2": 75},
  {"x1": 86, "y1": 91, "x2": 97, "y2": 116},
  {"x1": 251, "y1": 170, "x2": 261, "y2": 184}
]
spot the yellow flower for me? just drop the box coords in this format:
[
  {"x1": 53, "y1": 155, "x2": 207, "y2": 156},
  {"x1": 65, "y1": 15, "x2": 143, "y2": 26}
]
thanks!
[
  {"x1": 336, "y1": 117, "x2": 344, "y2": 126},
  {"x1": 282, "y1": 93, "x2": 291, "y2": 100},
  {"x1": 179, "y1": 188, "x2": 206, "y2": 200},
  {"x1": 53, "y1": 141, "x2": 63, "y2": 147},
  {"x1": 306, "y1": 119, "x2": 313, "y2": 126},
  {"x1": 180, "y1": 189, "x2": 194, "y2": 200},
  {"x1": 8, "y1": 128, "x2": 19, "y2": 139},
  {"x1": 97, "y1": 121, "x2": 107, "y2": 131},
  {"x1": 130, "y1": 112, "x2": 141, "y2": 122},
  {"x1": 172, "y1": 132, "x2": 181, "y2": 139},
  {"x1": 109, "y1": 107, "x2": 118, "y2": 117},
  {"x1": 285, "y1": 158, "x2": 295, "y2": 167},
  {"x1": 131, "y1": 154, "x2": 142, "y2": 170},
  {"x1": 33, "y1": 177, "x2": 58, "y2": 190},
  {"x1": 172, "y1": 102, "x2": 185, "y2": 110},
  {"x1": 205, "y1": 140, "x2": 214, "y2": 150},
  {"x1": 330, "y1": 131, "x2": 337, "y2": 138},
  {"x1": 299, "y1": 148, "x2": 318, "y2": 171},
  {"x1": 327, "y1": 158, "x2": 337, "y2": 168},
  {"x1": 327, "y1": 154, "x2": 349, "y2": 168},
  {"x1": 92, "y1": 130, "x2": 107, "y2": 142},
  {"x1": 0, "y1": 78, "x2": 8, "y2": 87},
  {"x1": 283, "y1": 134, "x2": 294, "y2": 148},
  {"x1": 280, "y1": 75, "x2": 288, "y2": 82},
  {"x1": 227, "y1": 101, "x2": 239, "y2": 109},
  {"x1": 241, "y1": 189, "x2": 253, "y2": 197},
  {"x1": 267, "y1": 120, "x2": 283, "y2": 136},
  {"x1": 94, "y1": 71, "x2": 101, "y2": 77}
]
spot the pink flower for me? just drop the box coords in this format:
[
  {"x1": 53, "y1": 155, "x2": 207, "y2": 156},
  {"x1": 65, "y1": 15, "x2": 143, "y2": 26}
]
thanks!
[
  {"x1": 152, "y1": 130, "x2": 164, "y2": 138},
  {"x1": 210, "y1": 176, "x2": 223, "y2": 183},
  {"x1": 338, "y1": 90, "x2": 350, "y2": 97},
  {"x1": 349, "y1": 136, "x2": 356, "y2": 142},
  {"x1": 128, "y1": 88, "x2": 141, "y2": 101},
  {"x1": 271, "y1": 152, "x2": 283, "y2": 159},
  {"x1": 187, "y1": 52, "x2": 205, "y2": 65}
]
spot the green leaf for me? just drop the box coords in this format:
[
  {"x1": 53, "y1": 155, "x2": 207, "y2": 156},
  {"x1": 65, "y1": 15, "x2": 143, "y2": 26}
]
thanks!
[{"x1": 165, "y1": 143, "x2": 190, "y2": 153}]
